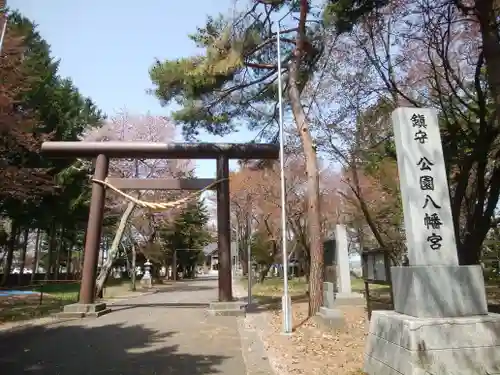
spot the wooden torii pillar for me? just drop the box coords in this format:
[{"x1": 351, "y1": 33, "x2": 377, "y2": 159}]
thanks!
[{"x1": 40, "y1": 142, "x2": 279, "y2": 317}]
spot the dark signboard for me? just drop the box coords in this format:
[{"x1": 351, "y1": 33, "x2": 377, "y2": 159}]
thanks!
[
  {"x1": 323, "y1": 239, "x2": 337, "y2": 284},
  {"x1": 323, "y1": 239, "x2": 336, "y2": 266}
]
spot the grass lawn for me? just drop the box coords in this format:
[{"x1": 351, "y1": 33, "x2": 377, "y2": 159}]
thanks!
[
  {"x1": 35, "y1": 282, "x2": 80, "y2": 299},
  {"x1": 244, "y1": 275, "x2": 500, "y2": 312},
  {"x1": 247, "y1": 276, "x2": 309, "y2": 298},
  {"x1": 246, "y1": 276, "x2": 385, "y2": 297},
  {"x1": 0, "y1": 278, "x2": 143, "y2": 324},
  {"x1": 101, "y1": 279, "x2": 147, "y2": 299},
  {"x1": 0, "y1": 282, "x2": 80, "y2": 323},
  {"x1": 351, "y1": 277, "x2": 387, "y2": 292}
]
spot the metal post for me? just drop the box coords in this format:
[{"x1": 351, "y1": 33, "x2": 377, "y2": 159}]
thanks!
[
  {"x1": 79, "y1": 154, "x2": 109, "y2": 304},
  {"x1": 276, "y1": 23, "x2": 292, "y2": 334},
  {"x1": 246, "y1": 207, "x2": 252, "y2": 305},
  {"x1": 234, "y1": 221, "x2": 239, "y2": 275}
]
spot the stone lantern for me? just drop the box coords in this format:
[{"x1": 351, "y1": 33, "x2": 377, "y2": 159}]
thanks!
[{"x1": 141, "y1": 260, "x2": 153, "y2": 289}]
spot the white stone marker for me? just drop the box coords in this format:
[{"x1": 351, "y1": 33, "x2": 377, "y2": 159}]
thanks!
[
  {"x1": 331, "y1": 224, "x2": 364, "y2": 307},
  {"x1": 392, "y1": 107, "x2": 458, "y2": 266},
  {"x1": 364, "y1": 107, "x2": 500, "y2": 375},
  {"x1": 335, "y1": 224, "x2": 352, "y2": 294}
]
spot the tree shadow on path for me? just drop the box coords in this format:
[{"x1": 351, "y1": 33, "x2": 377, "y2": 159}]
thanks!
[
  {"x1": 111, "y1": 302, "x2": 210, "y2": 312},
  {"x1": 0, "y1": 322, "x2": 229, "y2": 375}
]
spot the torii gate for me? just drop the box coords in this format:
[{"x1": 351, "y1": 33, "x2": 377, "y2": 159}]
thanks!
[{"x1": 41, "y1": 142, "x2": 279, "y2": 317}]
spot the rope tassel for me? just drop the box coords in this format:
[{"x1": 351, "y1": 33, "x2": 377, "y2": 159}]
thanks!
[{"x1": 91, "y1": 178, "x2": 226, "y2": 211}]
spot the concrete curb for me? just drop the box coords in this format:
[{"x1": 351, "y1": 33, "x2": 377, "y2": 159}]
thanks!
[
  {"x1": 0, "y1": 289, "x2": 159, "y2": 334},
  {"x1": 233, "y1": 279, "x2": 280, "y2": 375}
]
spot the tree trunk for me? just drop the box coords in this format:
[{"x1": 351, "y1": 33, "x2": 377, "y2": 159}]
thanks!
[
  {"x1": 457, "y1": 246, "x2": 482, "y2": 266},
  {"x1": 124, "y1": 244, "x2": 131, "y2": 278},
  {"x1": 285, "y1": 0, "x2": 324, "y2": 316},
  {"x1": 54, "y1": 228, "x2": 65, "y2": 280},
  {"x1": 240, "y1": 242, "x2": 248, "y2": 275},
  {"x1": 31, "y1": 228, "x2": 41, "y2": 282},
  {"x1": 461, "y1": 0, "x2": 500, "y2": 265},
  {"x1": 172, "y1": 249, "x2": 178, "y2": 280},
  {"x1": 130, "y1": 242, "x2": 137, "y2": 291},
  {"x1": 77, "y1": 250, "x2": 83, "y2": 279},
  {"x1": 1, "y1": 220, "x2": 19, "y2": 286},
  {"x1": 476, "y1": 0, "x2": 500, "y2": 132},
  {"x1": 66, "y1": 244, "x2": 73, "y2": 279},
  {"x1": 18, "y1": 228, "x2": 29, "y2": 285},
  {"x1": 95, "y1": 201, "x2": 136, "y2": 297},
  {"x1": 288, "y1": 79, "x2": 323, "y2": 312},
  {"x1": 259, "y1": 264, "x2": 272, "y2": 283},
  {"x1": 45, "y1": 222, "x2": 57, "y2": 281},
  {"x1": 100, "y1": 241, "x2": 105, "y2": 268}
]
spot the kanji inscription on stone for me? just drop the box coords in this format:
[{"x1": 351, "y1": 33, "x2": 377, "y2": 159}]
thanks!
[{"x1": 392, "y1": 107, "x2": 458, "y2": 266}]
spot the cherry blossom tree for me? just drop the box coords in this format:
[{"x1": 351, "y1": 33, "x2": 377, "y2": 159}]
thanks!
[
  {"x1": 228, "y1": 154, "x2": 341, "y2": 289},
  {"x1": 78, "y1": 110, "x2": 193, "y2": 295}
]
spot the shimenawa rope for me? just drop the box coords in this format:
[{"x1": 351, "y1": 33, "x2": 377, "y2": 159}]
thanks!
[{"x1": 91, "y1": 178, "x2": 225, "y2": 211}]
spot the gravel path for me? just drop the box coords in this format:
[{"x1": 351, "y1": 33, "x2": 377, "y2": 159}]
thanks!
[{"x1": 0, "y1": 276, "x2": 275, "y2": 375}]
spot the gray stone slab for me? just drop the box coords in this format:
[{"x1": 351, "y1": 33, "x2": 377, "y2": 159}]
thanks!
[
  {"x1": 368, "y1": 310, "x2": 500, "y2": 350},
  {"x1": 364, "y1": 310, "x2": 500, "y2": 375},
  {"x1": 56, "y1": 302, "x2": 111, "y2": 318},
  {"x1": 323, "y1": 281, "x2": 335, "y2": 308},
  {"x1": 209, "y1": 309, "x2": 246, "y2": 317},
  {"x1": 208, "y1": 301, "x2": 246, "y2": 316},
  {"x1": 62, "y1": 302, "x2": 108, "y2": 313},
  {"x1": 315, "y1": 307, "x2": 345, "y2": 329},
  {"x1": 391, "y1": 265, "x2": 488, "y2": 318},
  {"x1": 334, "y1": 292, "x2": 365, "y2": 306}
]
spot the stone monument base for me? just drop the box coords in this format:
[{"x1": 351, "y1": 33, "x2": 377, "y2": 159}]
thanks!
[
  {"x1": 391, "y1": 265, "x2": 488, "y2": 317},
  {"x1": 315, "y1": 306, "x2": 345, "y2": 328},
  {"x1": 207, "y1": 301, "x2": 246, "y2": 316},
  {"x1": 56, "y1": 302, "x2": 112, "y2": 319},
  {"x1": 334, "y1": 292, "x2": 365, "y2": 306},
  {"x1": 364, "y1": 310, "x2": 500, "y2": 375},
  {"x1": 140, "y1": 275, "x2": 153, "y2": 289}
]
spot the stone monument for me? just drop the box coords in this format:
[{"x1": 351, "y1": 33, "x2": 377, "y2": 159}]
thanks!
[
  {"x1": 317, "y1": 235, "x2": 344, "y2": 327},
  {"x1": 334, "y1": 224, "x2": 364, "y2": 306},
  {"x1": 364, "y1": 108, "x2": 500, "y2": 375},
  {"x1": 317, "y1": 224, "x2": 363, "y2": 328}
]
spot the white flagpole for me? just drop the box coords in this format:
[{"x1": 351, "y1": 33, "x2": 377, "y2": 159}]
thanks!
[
  {"x1": 0, "y1": 12, "x2": 8, "y2": 56},
  {"x1": 276, "y1": 22, "x2": 292, "y2": 335}
]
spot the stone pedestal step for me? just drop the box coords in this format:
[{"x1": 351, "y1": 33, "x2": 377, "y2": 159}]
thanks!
[
  {"x1": 364, "y1": 310, "x2": 500, "y2": 375},
  {"x1": 315, "y1": 306, "x2": 345, "y2": 329},
  {"x1": 55, "y1": 302, "x2": 111, "y2": 319},
  {"x1": 207, "y1": 301, "x2": 246, "y2": 317}
]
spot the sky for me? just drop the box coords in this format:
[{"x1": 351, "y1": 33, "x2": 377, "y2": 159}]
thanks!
[
  {"x1": 8, "y1": 0, "x2": 360, "y2": 261},
  {"x1": 9, "y1": 0, "x2": 259, "y2": 178}
]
